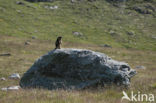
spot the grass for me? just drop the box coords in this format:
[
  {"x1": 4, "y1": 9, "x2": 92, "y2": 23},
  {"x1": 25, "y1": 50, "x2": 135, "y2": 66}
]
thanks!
[
  {"x1": 0, "y1": 0, "x2": 156, "y2": 50},
  {"x1": 0, "y1": 0, "x2": 156, "y2": 102},
  {"x1": 0, "y1": 35, "x2": 156, "y2": 103}
]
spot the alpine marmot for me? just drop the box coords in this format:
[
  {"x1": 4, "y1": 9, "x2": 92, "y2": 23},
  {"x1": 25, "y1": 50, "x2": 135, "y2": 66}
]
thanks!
[{"x1": 55, "y1": 36, "x2": 62, "y2": 49}]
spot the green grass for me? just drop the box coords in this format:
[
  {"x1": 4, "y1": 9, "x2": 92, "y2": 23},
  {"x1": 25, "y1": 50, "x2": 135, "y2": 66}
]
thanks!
[
  {"x1": 0, "y1": 0, "x2": 156, "y2": 103},
  {"x1": 0, "y1": 0, "x2": 156, "y2": 50},
  {"x1": 0, "y1": 35, "x2": 156, "y2": 103}
]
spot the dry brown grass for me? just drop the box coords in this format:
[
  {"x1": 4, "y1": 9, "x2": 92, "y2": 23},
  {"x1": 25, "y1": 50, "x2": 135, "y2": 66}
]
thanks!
[{"x1": 0, "y1": 35, "x2": 156, "y2": 103}]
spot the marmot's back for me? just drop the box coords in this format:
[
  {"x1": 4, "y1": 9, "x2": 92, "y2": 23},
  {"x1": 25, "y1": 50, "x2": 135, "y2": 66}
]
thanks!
[{"x1": 55, "y1": 36, "x2": 62, "y2": 49}]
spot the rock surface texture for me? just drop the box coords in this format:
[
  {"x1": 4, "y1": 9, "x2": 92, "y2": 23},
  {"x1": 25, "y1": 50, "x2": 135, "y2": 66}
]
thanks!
[{"x1": 20, "y1": 49, "x2": 136, "y2": 90}]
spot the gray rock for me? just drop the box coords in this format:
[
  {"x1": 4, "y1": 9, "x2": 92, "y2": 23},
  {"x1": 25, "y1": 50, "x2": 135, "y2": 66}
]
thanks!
[
  {"x1": 9, "y1": 73, "x2": 20, "y2": 79},
  {"x1": 0, "y1": 53, "x2": 11, "y2": 56},
  {"x1": 88, "y1": 0, "x2": 96, "y2": 2},
  {"x1": 151, "y1": 36, "x2": 156, "y2": 40},
  {"x1": 34, "y1": 30, "x2": 38, "y2": 33},
  {"x1": 132, "y1": 3, "x2": 156, "y2": 14},
  {"x1": 71, "y1": 0, "x2": 84, "y2": 3},
  {"x1": 16, "y1": 10, "x2": 21, "y2": 13},
  {"x1": 73, "y1": 31, "x2": 83, "y2": 37},
  {"x1": 25, "y1": 41, "x2": 31, "y2": 45},
  {"x1": 32, "y1": 36, "x2": 36, "y2": 39},
  {"x1": 1, "y1": 86, "x2": 20, "y2": 91},
  {"x1": 71, "y1": 0, "x2": 76, "y2": 3},
  {"x1": 0, "y1": 7, "x2": 6, "y2": 12},
  {"x1": 44, "y1": 5, "x2": 58, "y2": 10},
  {"x1": 135, "y1": 66, "x2": 146, "y2": 70},
  {"x1": 109, "y1": 30, "x2": 118, "y2": 36},
  {"x1": 20, "y1": 49, "x2": 137, "y2": 90},
  {"x1": 127, "y1": 31, "x2": 135, "y2": 36},
  {"x1": 133, "y1": 6, "x2": 151, "y2": 14},
  {"x1": 1, "y1": 87, "x2": 7, "y2": 91},
  {"x1": 26, "y1": 0, "x2": 54, "y2": 2},
  {"x1": 50, "y1": 6, "x2": 58, "y2": 10},
  {"x1": 16, "y1": 1, "x2": 25, "y2": 5},
  {"x1": 0, "y1": 77, "x2": 6, "y2": 81},
  {"x1": 7, "y1": 86, "x2": 20, "y2": 91},
  {"x1": 100, "y1": 44, "x2": 112, "y2": 48},
  {"x1": 107, "y1": 0, "x2": 128, "y2": 2}
]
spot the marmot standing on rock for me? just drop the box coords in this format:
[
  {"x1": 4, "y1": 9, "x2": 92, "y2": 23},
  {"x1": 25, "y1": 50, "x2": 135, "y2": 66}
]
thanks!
[{"x1": 55, "y1": 36, "x2": 62, "y2": 49}]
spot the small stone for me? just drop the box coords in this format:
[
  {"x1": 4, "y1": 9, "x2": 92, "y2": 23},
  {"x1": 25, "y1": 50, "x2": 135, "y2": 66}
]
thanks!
[
  {"x1": 9, "y1": 73, "x2": 20, "y2": 79},
  {"x1": 0, "y1": 53, "x2": 11, "y2": 56},
  {"x1": 16, "y1": 1, "x2": 25, "y2": 5},
  {"x1": 135, "y1": 66, "x2": 146, "y2": 70},
  {"x1": 16, "y1": 10, "x2": 21, "y2": 13},
  {"x1": 127, "y1": 31, "x2": 135, "y2": 36},
  {"x1": 26, "y1": 0, "x2": 54, "y2": 2},
  {"x1": 7, "y1": 86, "x2": 20, "y2": 91},
  {"x1": 1, "y1": 87, "x2": 7, "y2": 91},
  {"x1": 109, "y1": 30, "x2": 117, "y2": 36},
  {"x1": 21, "y1": 14, "x2": 24, "y2": 17},
  {"x1": 50, "y1": 6, "x2": 58, "y2": 10},
  {"x1": 34, "y1": 30, "x2": 38, "y2": 33},
  {"x1": 100, "y1": 44, "x2": 112, "y2": 48},
  {"x1": 71, "y1": 0, "x2": 76, "y2": 3},
  {"x1": 88, "y1": 0, "x2": 96, "y2": 2},
  {"x1": 32, "y1": 36, "x2": 36, "y2": 39},
  {"x1": 1, "y1": 86, "x2": 20, "y2": 91},
  {"x1": 0, "y1": 77, "x2": 6, "y2": 81},
  {"x1": 25, "y1": 41, "x2": 30, "y2": 45},
  {"x1": 44, "y1": 6, "x2": 49, "y2": 9},
  {"x1": 72, "y1": 31, "x2": 83, "y2": 37},
  {"x1": 152, "y1": 36, "x2": 156, "y2": 39},
  {"x1": 0, "y1": 7, "x2": 5, "y2": 12},
  {"x1": 44, "y1": 5, "x2": 58, "y2": 10},
  {"x1": 134, "y1": 3, "x2": 156, "y2": 14}
]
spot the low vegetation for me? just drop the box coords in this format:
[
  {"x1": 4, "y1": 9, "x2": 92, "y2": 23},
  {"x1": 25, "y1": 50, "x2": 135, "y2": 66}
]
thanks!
[
  {"x1": 0, "y1": 0, "x2": 156, "y2": 50},
  {"x1": 0, "y1": 0, "x2": 156, "y2": 103},
  {"x1": 0, "y1": 35, "x2": 156, "y2": 103}
]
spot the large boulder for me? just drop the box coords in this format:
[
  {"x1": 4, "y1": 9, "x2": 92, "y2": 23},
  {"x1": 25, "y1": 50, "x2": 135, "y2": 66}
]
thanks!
[{"x1": 20, "y1": 49, "x2": 136, "y2": 90}]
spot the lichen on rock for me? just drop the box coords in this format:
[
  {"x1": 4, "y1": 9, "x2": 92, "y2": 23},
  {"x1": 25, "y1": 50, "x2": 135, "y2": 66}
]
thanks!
[{"x1": 20, "y1": 48, "x2": 136, "y2": 90}]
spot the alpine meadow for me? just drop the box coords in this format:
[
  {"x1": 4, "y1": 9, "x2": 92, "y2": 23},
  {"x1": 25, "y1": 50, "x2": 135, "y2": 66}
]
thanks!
[{"x1": 0, "y1": 0, "x2": 156, "y2": 103}]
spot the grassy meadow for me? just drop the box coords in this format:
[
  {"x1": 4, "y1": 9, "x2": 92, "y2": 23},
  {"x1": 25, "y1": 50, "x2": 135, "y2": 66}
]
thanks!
[{"x1": 0, "y1": 0, "x2": 156, "y2": 103}]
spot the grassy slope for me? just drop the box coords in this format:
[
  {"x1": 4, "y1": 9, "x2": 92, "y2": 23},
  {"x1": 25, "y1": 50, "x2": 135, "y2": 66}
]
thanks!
[
  {"x1": 0, "y1": 35, "x2": 156, "y2": 103},
  {"x1": 0, "y1": 0, "x2": 156, "y2": 103},
  {"x1": 0, "y1": 0, "x2": 156, "y2": 50}
]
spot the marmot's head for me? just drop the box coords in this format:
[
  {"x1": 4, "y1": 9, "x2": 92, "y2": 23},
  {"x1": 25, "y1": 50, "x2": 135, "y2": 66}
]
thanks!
[{"x1": 57, "y1": 36, "x2": 62, "y2": 40}]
